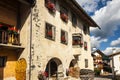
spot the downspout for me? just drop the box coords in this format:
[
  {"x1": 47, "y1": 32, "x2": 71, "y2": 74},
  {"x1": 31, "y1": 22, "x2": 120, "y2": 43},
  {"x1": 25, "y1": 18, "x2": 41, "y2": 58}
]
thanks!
[
  {"x1": 29, "y1": 1, "x2": 36, "y2": 80},
  {"x1": 29, "y1": 7, "x2": 33, "y2": 80}
]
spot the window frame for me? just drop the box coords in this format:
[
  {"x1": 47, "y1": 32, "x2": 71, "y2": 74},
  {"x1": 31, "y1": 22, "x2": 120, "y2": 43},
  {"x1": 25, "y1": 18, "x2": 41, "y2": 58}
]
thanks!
[
  {"x1": 0, "y1": 56, "x2": 7, "y2": 67},
  {"x1": 72, "y1": 13, "x2": 77, "y2": 27},
  {"x1": 72, "y1": 33, "x2": 83, "y2": 47},
  {"x1": 61, "y1": 30, "x2": 68, "y2": 45},
  {"x1": 83, "y1": 25, "x2": 88, "y2": 34},
  {"x1": 45, "y1": 23, "x2": 55, "y2": 41},
  {"x1": 85, "y1": 59, "x2": 88, "y2": 68}
]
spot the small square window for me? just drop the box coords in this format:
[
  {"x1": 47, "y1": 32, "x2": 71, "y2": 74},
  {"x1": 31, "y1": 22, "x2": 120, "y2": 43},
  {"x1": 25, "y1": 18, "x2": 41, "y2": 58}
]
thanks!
[
  {"x1": 61, "y1": 30, "x2": 68, "y2": 44},
  {"x1": 72, "y1": 13, "x2": 77, "y2": 27},
  {"x1": 0, "y1": 56, "x2": 7, "y2": 67},
  {"x1": 85, "y1": 59, "x2": 88, "y2": 68},
  {"x1": 45, "y1": 23, "x2": 55, "y2": 40},
  {"x1": 83, "y1": 25, "x2": 88, "y2": 34},
  {"x1": 84, "y1": 42, "x2": 87, "y2": 50}
]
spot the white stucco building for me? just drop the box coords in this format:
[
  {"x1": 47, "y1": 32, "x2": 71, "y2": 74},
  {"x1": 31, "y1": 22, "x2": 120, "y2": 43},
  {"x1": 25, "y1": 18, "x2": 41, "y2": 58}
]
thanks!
[
  {"x1": 109, "y1": 51, "x2": 120, "y2": 75},
  {"x1": 0, "y1": 0, "x2": 99, "y2": 80}
]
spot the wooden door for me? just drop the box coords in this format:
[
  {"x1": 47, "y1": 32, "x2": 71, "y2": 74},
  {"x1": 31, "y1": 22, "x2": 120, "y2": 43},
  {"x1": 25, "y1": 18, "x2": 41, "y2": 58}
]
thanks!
[{"x1": 15, "y1": 58, "x2": 27, "y2": 80}]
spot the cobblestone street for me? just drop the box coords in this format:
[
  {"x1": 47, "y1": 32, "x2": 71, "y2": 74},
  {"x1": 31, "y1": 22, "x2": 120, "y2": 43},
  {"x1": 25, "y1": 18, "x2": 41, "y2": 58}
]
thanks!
[{"x1": 94, "y1": 75, "x2": 112, "y2": 80}]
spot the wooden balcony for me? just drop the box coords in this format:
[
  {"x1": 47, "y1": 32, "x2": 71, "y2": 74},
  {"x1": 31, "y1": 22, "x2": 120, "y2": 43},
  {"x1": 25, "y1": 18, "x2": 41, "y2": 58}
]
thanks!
[{"x1": 0, "y1": 30, "x2": 20, "y2": 46}]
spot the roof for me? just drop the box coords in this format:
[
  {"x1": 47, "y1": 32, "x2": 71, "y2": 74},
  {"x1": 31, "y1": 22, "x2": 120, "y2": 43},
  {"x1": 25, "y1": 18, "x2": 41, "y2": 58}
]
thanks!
[
  {"x1": 109, "y1": 51, "x2": 120, "y2": 57},
  {"x1": 92, "y1": 49, "x2": 106, "y2": 56},
  {"x1": 92, "y1": 49, "x2": 110, "y2": 60},
  {"x1": 65, "y1": 0, "x2": 100, "y2": 29}
]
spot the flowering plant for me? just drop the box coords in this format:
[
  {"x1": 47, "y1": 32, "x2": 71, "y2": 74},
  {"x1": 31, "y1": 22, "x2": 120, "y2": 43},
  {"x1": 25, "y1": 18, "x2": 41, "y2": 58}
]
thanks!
[
  {"x1": 38, "y1": 71, "x2": 48, "y2": 80},
  {"x1": 60, "y1": 13, "x2": 68, "y2": 22},
  {"x1": 8, "y1": 27, "x2": 18, "y2": 34},
  {"x1": 47, "y1": 1, "x2": 56, "y2": 13},
  {"x1": 47, "y1": 30, "x2": 52, "y2": 36},
  {"x1": 61, "y1": 36, "x2": 66, "y2": 42},
  {"x1": 84, "y1": 46, "x2": 87, "y2": 50}
]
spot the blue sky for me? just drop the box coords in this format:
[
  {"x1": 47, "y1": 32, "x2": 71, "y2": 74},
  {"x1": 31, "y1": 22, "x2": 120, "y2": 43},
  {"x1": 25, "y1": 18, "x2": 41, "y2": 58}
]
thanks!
[{"x1": 76, "y1": 0, "x2": 120, "y2": 55}]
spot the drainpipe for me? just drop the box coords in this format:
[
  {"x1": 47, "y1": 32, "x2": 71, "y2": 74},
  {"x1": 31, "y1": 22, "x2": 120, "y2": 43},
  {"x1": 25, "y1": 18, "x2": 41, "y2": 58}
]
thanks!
[{"x1": 29, "y1": 7, "x2": 33, "y2": 80}]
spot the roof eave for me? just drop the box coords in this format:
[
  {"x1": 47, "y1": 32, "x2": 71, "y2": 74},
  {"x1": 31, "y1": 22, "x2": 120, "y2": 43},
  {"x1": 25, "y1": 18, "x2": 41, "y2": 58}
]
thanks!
[{"x1": 70, "y1": 0, "x2": 100, "y2": 29}]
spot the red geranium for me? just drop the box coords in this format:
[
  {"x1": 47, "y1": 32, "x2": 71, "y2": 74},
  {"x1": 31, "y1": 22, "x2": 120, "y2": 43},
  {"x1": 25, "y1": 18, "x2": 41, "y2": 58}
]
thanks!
[
  {"x1": 8, "y1": 27, "x2": 18, "y2": 34},
  {"x1": 60, "y1": 13, "x2": 68, "y2": 22},
  {"x1": 47, "y1": 2, "x2": 56, "y2": 12},
  {"x1": 61, "y1": 36, "x2": 66, "y2": 42},
  {"x1": 47, "y1": 30, "x2": 52, "y2": 36}
]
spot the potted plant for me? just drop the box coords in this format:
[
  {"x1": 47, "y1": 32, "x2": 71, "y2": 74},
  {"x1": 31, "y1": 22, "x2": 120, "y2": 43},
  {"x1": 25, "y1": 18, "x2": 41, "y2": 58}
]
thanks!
[
  {"x1": 61, "y1": 36, "x2": 66, "y2": 42},
  {"x1": 38, "y1": 71, "x2": 48, "y2": 80},
  {"x1": 84, "y1": 46, "x2": 87, "y2": 49},
  {"x1": 47, "y1": 30, "x2": 52, "y2": 37},
  {"x1": 8, "y1": 27, "x2": 18, "y2": 44},
  {"x1": 60, "y1": 13, "x2": 68, "y2": 22},
  {"x1": 46, "y1": 1, "x2": 56, "y2": 13}
]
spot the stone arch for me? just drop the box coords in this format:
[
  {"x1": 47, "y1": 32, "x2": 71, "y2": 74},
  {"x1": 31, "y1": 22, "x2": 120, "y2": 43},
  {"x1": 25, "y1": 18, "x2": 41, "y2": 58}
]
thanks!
[
  {"x1": 69, "y1": 59, "x2": 78, "y2": 68},
  {"x1": 45, "y1": 57, "x2": 64, "y2": 80}
]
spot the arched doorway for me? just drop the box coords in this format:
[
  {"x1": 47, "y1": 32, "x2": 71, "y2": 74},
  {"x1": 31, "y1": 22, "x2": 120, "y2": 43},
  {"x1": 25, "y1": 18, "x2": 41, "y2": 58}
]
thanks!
[
  {"x1": 69, "y1": 59, "x2": 77, "y2": 68},
  {"x1": 45, "y1": 58, "x2": 63, "y2": 80},
  {"x1": 15, "y1": 58, "x2": 27, "y2": 80},
  {"x1": 68, "y1": 59, "x2": 80, "y2": 78}
]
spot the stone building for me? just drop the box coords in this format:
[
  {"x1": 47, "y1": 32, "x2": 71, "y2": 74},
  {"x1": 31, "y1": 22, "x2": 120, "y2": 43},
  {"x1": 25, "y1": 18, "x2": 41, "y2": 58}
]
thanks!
[{"x1": 0, "y1": 0, "x2": 99, "y2": 80}]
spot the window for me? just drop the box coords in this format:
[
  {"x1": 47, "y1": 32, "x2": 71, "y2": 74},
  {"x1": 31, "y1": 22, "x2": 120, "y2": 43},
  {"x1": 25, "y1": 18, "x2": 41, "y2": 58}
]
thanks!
[
  {"x1": 72, "y1": 33, "x2": 83, "y2": 46},
  {"x1": 45, "y1": 23, "x2": 55, "y2": 40},
  {"x1": 72, "y1": 13, "x2": 77, "y2": 27},
  {"x1": 83, "y1": 25, "x2": 88, "y2": 34},
  {"x1": 85, "y1": 59, "x2": 88, "y2": 68},
  {"x1": 0, "y1": 56, "x2": 7, "y2": 67},
  {"x1": 84, "y1": 41, "x2": 87, "y2": 50},
  {"x1": 45, "y1": 0, "x2": 56, "y2": 13},
  {"x1": 61, "y1": 30, "x2": 68, "y2": 44},
  {"x1": 60, "y1": 6, "x2": 68, "y2": 22}
]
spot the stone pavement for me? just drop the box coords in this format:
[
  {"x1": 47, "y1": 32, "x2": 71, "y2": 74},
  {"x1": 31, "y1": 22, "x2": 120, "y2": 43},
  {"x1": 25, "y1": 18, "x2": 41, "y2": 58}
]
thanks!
[{"x1": 94, "y1": 75, "x2": 113, "y2": 80}]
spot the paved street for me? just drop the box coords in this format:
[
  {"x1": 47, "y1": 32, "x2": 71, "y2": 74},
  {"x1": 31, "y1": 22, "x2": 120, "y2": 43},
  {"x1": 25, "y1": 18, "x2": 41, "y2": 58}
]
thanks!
[{"x1": 94, "y1": 75, "x2": 112, "y2": 80}]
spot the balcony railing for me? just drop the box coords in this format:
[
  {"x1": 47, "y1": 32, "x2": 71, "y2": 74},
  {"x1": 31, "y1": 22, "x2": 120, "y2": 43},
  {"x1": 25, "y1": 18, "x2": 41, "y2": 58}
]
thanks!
[{"x1": 0, "y1": 30, "x2": 20, "y2": 46}]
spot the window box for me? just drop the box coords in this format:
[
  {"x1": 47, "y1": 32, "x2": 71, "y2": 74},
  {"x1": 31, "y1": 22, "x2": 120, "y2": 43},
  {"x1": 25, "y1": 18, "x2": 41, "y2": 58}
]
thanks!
[
  {"x1": 60, "y1": 13, "x2": 68, "y2": 22},
  {"x1": 46, "y1": 2, "x2": 56, "y2": 13}
]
